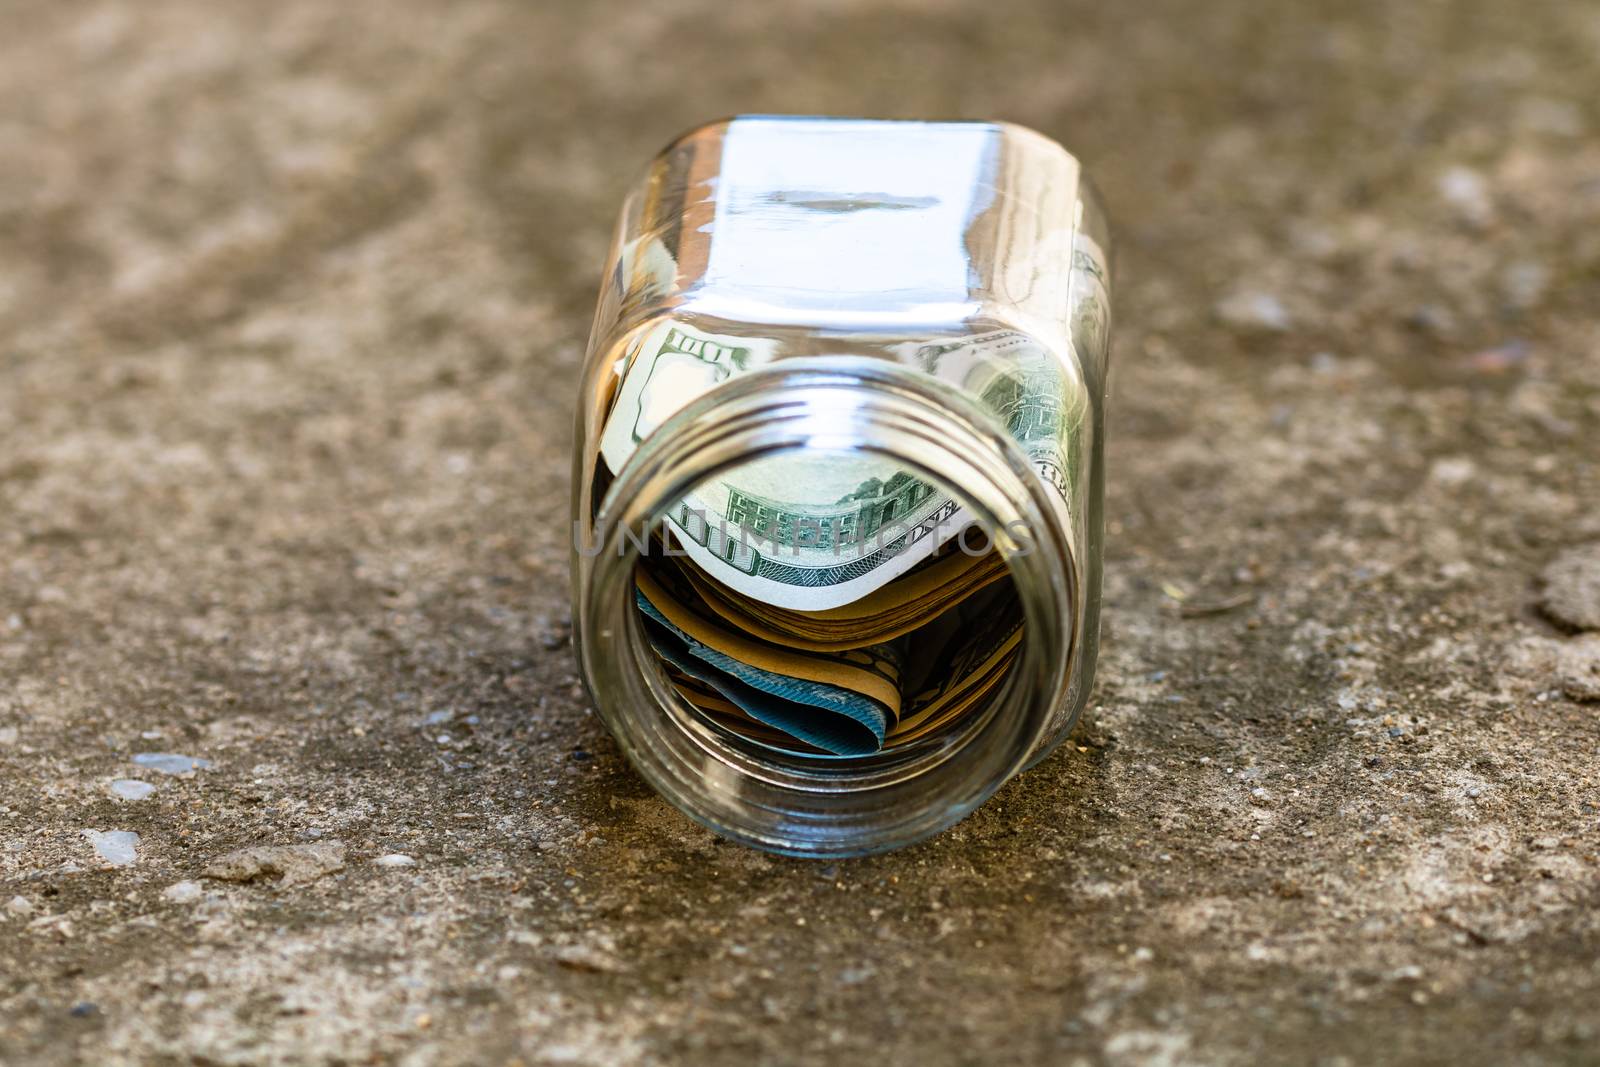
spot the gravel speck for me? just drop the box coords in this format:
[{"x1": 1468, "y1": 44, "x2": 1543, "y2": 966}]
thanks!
[
  {"x1": 1438, "y1": 165, "x2": 1491, "y2": 224},
  {"x1": 1214, "y1": 290, "x2": 1291, "y2": 332},
  {"x1": 132, "y1": 753, "x2": 212, "y2": 775},
  {"x1": 109, "y1": 779, "x2": 156, "y2": 801},
  {"x1": 374, "y1": 853, "x2": 417, "y2": 868},
  {"x1": 550, "y1": 943, "x2": 629, "y2": 974},
  {"x1": 163, "y1": 881, "x2": 203, "y2": 903},
  {"x1": 202, "y1": 842, "x2": 346, "y2": 886},
  {"x1": 1540, "y1": 543, "x2": 1600, "y2": 632},
  {"x1": 1500, "y1": 260, "x2": 1548, "y2": 310},
  {"x1": 84, "y1": 830, "x2": 140, "y2": 867},
  {"x1": 1563, "y1": 671, "x2": 1600, "y2": 704}
]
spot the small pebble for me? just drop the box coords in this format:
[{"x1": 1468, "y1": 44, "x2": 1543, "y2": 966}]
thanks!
[
  {"x1": 84, "y1": 830, "x2": 139, "y2": 867},
  {"x1": 536, "y1": 612, "x2": 573, "y2": 652},
  {"x1": 163, "y1": 881, "x2": 203, "y2": 903},
  {"x1": 1214, "y1": 289, "x2": 1291, "y2": 332},
  {"x1": 132, "y1": 753, "x2": 211, "y2": 775},
  {"x1": 0, "y1": 726, "x2": 17, "y2": 746},
  {"x1": 1438, "y1": 165, "x2": 1491, "y2": 224},
  {"x1": 374, "y1": 853, "x2": 417, "y2": 868},
  {"x1": 1539, "y1": 543, "x2": 1600, "y2": 632},
  {"x1": 1500, "y1": 260, "x2": 1548, "y2": 310},
  {"x1": 202, "y1": 841, "x2": 345, "y2": 886},
  {"x1": 1563, "y1": 672, "x2": 1600, "y2": 704},
  {"x1": 1429, "y1": 457, "x2": 1476, "y2": 486},
  {"x1": 109, "y1": 779, "x2": 155, "y2": 801},
  {"x1": 549, "y1": 944, "x2": 629, "y2": 974},
  {"x1": 1406, "y1": 304, "x2": 1457, "y2": 338},
  {"x1": 6, "y1": 895, "x2": 33, "y2": 916}
]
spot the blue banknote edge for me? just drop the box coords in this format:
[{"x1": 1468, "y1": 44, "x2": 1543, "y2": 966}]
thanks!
[{"x1": 635, "y1": 588, "x2": 888, "y2": 756}]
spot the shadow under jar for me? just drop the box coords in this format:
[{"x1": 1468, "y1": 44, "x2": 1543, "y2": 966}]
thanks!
[{"x1": 571, "y1": 116, "x2": 1113, "y2": 857}]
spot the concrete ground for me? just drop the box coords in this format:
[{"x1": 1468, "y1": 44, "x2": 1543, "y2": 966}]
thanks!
[{"x1": 2, "y1": 0, "x2": 1598, "y2": 1063}]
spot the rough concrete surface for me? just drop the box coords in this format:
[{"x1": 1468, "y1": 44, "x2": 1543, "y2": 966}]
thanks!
[{"x1": 2, "y1": 1, "x2": 1599, "y2": 1064}]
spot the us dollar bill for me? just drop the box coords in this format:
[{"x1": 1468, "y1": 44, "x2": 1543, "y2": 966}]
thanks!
[
  {"x1": 635, "y1": 561, "x2": 906, "y2": 756},
  {"x1": 596, "y1": 235, "x2": 1104, "y2": 611},
  {"x1": 653, "y1": 569, "x2": 1024, "y2": 755}
]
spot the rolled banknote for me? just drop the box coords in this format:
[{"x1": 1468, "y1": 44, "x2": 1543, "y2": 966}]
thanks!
[
  {"x1": 640, "y1": 596, "x2": 887, "y2": 756},
  {"x1": 891, "y1": 588, "x2": 1023, "y2": 745},
  {"x1": 676, "y1": 537, "x2": 1010, "y2": 651},
  {"x1": 635, "y1": 572, "x2": 898, "y2": 756},
  {"x1": 636, "y1": 563, "x2": 905, "y2": 711},
  {"x1": 596, "y1": 311, "x2": 1093, "y2": 611},
  {"x1": 636, "y1": 552, "x2": 1023, "y2": 755},
  {"x1": 665, "y1": 668, "x2": 833, "y2": 755}
]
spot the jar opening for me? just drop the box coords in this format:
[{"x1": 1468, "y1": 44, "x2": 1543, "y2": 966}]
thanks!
[
  {"x1": 577, "y1": 360, "x2": 1078, "y2": 856},
  {"x1": 631, "y1": 449, "x2": 1026, "y2": 766}
]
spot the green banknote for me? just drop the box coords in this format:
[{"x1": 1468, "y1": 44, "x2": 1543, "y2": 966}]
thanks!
[{"x1": 598, "y1": 320, "x2": 1088, "y2": 611}]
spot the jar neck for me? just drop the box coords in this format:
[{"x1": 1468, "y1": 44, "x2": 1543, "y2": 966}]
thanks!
[{"x1": 577, "y1": 357, "x2": 1080, "y2": 857}]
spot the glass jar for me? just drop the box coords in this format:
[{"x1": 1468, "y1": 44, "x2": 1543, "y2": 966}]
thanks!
[{"x1": 571, "y1": 116, "x2": 1113, "y2": 857}]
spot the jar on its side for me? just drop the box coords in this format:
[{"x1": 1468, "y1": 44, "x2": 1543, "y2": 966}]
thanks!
[{"x1": 571, "y1": 116, "x2": 1113, "y2": 857}]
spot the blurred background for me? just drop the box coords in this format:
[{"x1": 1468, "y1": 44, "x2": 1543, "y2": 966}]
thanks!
[{"x1": 2, "y1": 2, "x2": 1597, "y2": 1064}]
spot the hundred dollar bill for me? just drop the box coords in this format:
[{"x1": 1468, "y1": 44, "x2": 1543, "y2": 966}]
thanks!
[
  {"x1": 597, "y1": 234, "x2": 1105, "y2": 610},
  {"x1": 597, "y1": 321, "x2": 947, "y2": 609},
  {"x1": 665, "y1": 448, "x2": 968, "y2": 612},
  {"x1": 598, "y1": 321, "x2": 780, "y2": 471}
]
